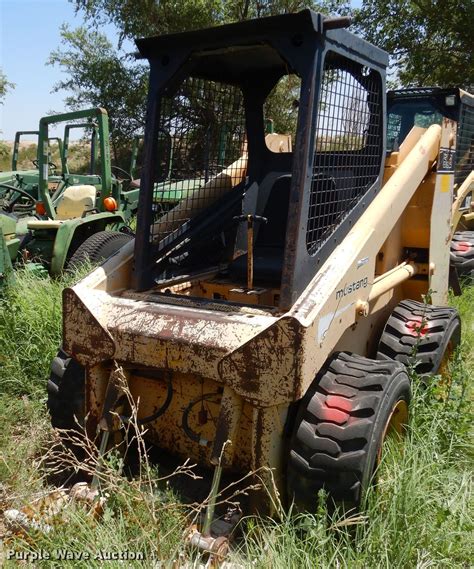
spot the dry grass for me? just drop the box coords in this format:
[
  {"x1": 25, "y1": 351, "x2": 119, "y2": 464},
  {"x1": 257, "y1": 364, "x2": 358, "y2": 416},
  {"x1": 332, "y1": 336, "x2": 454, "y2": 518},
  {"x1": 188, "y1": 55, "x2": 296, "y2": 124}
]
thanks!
[
  {"x1": 0, "y1": 140, "x2": 92, "y2": 173},
  {"x1": 0, "y1": 269, "x2": 472, "y2": 567}
]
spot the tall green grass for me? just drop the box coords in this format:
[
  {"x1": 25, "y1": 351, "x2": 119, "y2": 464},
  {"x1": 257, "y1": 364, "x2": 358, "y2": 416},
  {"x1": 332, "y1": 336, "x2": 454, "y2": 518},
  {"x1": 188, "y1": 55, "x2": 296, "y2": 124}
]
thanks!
[
  {"x1": 0, "y1": 268, "x2": 72, "y2": 397},
  {"x1": 0, "y1": 272, "x2": 472, "y2": 567},
  {"x1": 0, "y1": 269, "x2": 72, "y2": 501},
  {"x1": 0, "y1": 264, "x2": 93, "y2": 397},
  {"x1": 233, "y1": 287, "x2": 474, "y2": 567},
  {"x1": 233, "y1": 376, "x2": 472, "y2": 567}
]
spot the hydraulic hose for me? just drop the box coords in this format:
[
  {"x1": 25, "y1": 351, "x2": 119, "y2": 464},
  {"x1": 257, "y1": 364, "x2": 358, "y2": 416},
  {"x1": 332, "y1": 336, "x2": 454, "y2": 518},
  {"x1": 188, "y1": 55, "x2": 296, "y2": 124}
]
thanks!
[
  {"x1": 182, "y1": 392, "x2": 222, "y2": 446},
  {"x1": 120, "y1": 372, "x2": 173, "y2": 426}
]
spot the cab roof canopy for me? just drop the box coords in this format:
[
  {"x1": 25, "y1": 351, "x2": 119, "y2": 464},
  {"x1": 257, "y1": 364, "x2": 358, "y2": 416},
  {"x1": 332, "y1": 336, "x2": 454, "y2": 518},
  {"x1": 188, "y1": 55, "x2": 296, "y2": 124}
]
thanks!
[{"x1": 135, "y1": 10, "x2": 385, "y2": 85}]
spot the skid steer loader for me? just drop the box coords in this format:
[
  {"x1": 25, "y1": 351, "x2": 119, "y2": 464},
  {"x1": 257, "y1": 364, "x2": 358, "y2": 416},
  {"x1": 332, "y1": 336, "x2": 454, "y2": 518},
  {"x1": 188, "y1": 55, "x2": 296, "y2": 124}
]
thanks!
[
  {"x1": 48, "y1": 10, "x2": 470, "y2": 544},
  {"x1": 386, "y1": 87, "x2": 474, "y2": 281}
]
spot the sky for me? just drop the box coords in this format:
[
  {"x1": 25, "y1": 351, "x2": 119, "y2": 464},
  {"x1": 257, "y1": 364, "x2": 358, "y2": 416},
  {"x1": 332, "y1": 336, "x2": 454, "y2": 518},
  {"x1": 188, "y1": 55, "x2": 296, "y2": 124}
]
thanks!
[
  {"x1": 0, "y1": 0, "x2": 362, "y2": 141},
  {"x1": 0, "y1": 0, "x2": 129, "y2": 140}
]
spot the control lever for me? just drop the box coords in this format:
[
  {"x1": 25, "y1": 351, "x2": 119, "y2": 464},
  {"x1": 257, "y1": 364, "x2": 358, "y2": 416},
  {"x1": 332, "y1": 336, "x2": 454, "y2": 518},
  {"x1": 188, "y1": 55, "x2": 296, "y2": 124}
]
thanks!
[{"x1": 233, "y1": 214, "x2": 268, "y2": 289}]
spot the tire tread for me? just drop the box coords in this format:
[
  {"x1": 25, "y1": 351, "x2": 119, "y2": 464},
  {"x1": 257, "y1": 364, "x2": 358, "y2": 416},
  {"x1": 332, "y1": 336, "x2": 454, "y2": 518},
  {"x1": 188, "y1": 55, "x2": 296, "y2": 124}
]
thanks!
[{"x1": 288, "y1": 352, "x2": 410, "y2": 508}]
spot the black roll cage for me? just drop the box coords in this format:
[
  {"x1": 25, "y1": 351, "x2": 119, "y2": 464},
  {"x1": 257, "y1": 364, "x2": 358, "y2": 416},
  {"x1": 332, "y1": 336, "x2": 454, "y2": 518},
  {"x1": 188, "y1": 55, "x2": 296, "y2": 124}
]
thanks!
[{"x1": 132, "y1": 9, "x2": 388, "y2": 310}]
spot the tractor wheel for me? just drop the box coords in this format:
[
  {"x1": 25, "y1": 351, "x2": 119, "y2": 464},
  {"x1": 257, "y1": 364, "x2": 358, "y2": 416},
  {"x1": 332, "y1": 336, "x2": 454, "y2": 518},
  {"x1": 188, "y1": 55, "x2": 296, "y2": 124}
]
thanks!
[
  {"x1": 47, "y1": 349, "x2": 85, "y2": 431},
  {"x1": 287, "y1": 352, "x2": 410, "y2": 511},
  {"x1": 66, "y1": 230, "x2": 133, "y2": 271},
  {"x1": 377, "y1": 300, "x2": 461, "y2": 377},
  {"x1": 450, "y1": 230, "x2": 474, "y2": 284}
]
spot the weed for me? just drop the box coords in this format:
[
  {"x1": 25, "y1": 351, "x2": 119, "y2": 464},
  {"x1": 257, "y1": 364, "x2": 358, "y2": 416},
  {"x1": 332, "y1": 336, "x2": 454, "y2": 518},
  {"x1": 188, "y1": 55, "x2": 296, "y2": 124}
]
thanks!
[
  {"x1": 0, "y1": 269, "x2": 68, "y2": 398},
  {"x1": 0, "y1": 265, "x2": 91, "y2": 398},
  {"x1": 0, "y1": 269, "x2": 472, "y2": 567}
]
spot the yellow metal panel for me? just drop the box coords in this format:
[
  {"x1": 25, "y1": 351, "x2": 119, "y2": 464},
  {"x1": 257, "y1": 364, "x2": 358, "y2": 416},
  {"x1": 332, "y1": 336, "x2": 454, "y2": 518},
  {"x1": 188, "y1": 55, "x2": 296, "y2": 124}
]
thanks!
[
  {"x1": 127, "y1": 371, "x2": 255, "y2": 471},
  {"x1": 429, "y1": 119, "x2": 456, "y2": 305},
  {"x1": 440, "y1": 174, "x2": 451, "y2": 193}
]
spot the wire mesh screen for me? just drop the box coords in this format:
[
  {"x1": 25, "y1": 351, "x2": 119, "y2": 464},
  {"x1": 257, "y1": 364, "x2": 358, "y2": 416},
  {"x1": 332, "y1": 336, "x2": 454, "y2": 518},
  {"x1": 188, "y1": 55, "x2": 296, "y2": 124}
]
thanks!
[
  {"x1": 455, "y1": 102, "x2": 474, "y2": 187},
  {"x1": 386, "y1": 101, "x2": 443, "y2": 152},
  {"x1": 306, "y1": 54, "x2": 383, "y2": 255},
  {"x1": 150, "y1": 77, "x2": 247, "y2": 242},
  {"x1": 386, "y1": 111, "x2": 402, "y2": 151}
]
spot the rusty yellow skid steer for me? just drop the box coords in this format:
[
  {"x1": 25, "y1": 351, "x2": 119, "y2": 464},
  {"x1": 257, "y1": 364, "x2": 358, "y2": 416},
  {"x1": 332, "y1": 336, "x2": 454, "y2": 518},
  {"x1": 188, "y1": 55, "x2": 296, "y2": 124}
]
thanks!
[{"x1": 47, "y1": 10, "x2": 471, "y2": 551}]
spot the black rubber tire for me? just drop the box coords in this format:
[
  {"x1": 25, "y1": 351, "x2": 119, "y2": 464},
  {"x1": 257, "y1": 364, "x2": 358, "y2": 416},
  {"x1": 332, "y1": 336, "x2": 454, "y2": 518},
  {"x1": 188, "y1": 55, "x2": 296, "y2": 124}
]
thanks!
[
  {"x1": 377, "y1": 300, "x2": 461, "y2": 376},
  {"x1": 450, "y1": 230, "x2": 474, "y2": 284},
  {"x1": 66, "y1": 230, "x2": 133, "y2": 271},
  {"x1": 47, "y1": 349, "x2": 85, "y2": 431},
  {"x1": 287, "y1": 352, "x2": 410, "y2": 510}
]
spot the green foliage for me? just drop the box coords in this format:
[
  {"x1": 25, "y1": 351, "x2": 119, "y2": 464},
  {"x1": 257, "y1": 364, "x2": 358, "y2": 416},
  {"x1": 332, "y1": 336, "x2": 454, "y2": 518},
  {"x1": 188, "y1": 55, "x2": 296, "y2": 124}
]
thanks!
[
  {"x1": 0, "y1": 141, "x2": 88, "y2": 173},
  {"x1": 354, "y1": 0, "x2": 474, "y2": 89},
  {"x1": 0, "y1": 267, "x2": 86, "y2": 398},
  {"x1": 0, "y1": 68, "x2": 14, "y2": 105},
  {"x1": 74, "y1": 0, "x2": 223, "y2": 42},
  {"x1": 0, "y1": 140, "x2": 11, "y2": 168},
  {"x1": 49, "y1": 1, "x2": 350, "y2": 166},
  {"x1": 73, "y1": 0, "x2": 349, "y2": 40},
  {"x1": 48, "y1": 25, "x2": 148, "y2": 165},
  {"x1": 233, "y1": 390, "x2": 472, "y2": 567},
  {"x1": 0, "y1": 141, "x2": 40, "y2": 172},
  {"x1": 0, "y1": 396, "x2": 50, "y2": 503},
  {"x1": 11, "y1": 143, "x2": 37, "y2": 170},
  {"x1": 264, "y1": 75, "x2": 301, "y2": 142}
]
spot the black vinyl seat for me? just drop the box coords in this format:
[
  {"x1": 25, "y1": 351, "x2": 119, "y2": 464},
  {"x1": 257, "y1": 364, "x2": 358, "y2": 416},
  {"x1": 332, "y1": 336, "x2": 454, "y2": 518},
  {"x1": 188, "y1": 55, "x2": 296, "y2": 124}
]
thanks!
[{"x1": 230, "y1": 175, "x2": 291, "y2": 285}]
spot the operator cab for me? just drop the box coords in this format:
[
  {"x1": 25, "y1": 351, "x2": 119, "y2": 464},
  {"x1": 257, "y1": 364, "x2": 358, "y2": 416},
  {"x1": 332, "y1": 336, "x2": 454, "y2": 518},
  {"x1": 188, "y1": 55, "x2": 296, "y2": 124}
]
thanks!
[
  {"x1": 386, "y1": 87, "x2": 474, "y2": 189},
  {"x1": 386, "y1": 88, "x2": 460, "y2": 152},
  {"x1": 132, "y1": 10, "x2": 387, "y2": 310}
]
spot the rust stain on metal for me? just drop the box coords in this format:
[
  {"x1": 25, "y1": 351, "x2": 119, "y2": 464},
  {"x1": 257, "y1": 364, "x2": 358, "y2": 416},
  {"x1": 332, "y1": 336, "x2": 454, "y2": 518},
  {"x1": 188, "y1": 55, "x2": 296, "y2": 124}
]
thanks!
[
  {"x1": 219, "y1": 316, "x2": 301, "y2": 406},
  {"x1": 63, "y1": 288, "x2": 115, "y2": 367}
]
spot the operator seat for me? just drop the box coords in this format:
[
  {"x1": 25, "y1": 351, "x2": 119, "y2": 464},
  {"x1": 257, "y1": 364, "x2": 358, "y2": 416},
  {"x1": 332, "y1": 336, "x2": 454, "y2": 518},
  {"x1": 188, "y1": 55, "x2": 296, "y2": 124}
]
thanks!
[
  {"x1": 55, "y1": 185, "x2": 96, "y2": 219},
  {"x1": 230, "y1": 175, "x2": 291, "y2": 285},
  {"x1": 26, "y1": 185, "x2": 97, "y2": 230}
]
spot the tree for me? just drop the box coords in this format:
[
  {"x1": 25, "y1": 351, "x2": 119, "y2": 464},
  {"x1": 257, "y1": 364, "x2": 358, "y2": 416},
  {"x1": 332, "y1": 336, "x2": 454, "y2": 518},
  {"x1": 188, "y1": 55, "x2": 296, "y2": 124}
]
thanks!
[
  {"x1": 71, "y1": 0, "x2": 226, "y2": 47},
  {"x1": 50, "y1": 1, "x2": 349, "y2": 166},
  {"x1": 0, "y1": 68, "x2": 14, "y2": 105},
  {"x1": 49, "y1": 25, "x2": 148, "y2": 163},
  {"x1": 1, "y1": 68, "x2": 14, "y2": 162},
  {"x1": 354, "y1": 0, "x2": 474, "y2": 89},
  {"x1": 72, "y1": 0, "x2": 349, "y2": 41}
]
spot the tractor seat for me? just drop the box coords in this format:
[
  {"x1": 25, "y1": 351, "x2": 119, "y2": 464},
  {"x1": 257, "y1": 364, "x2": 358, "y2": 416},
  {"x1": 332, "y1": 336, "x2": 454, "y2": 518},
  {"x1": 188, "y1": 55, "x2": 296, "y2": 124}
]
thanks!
[
  {"x1": 230, "y1": 175, "x2": 291, "y2": 285},
  {"x1": 231, "y1": 246, "x2": 284, "y2": 283},
  {"x1": 27, "y1": 185, "x2": 96, "y2": 230}
]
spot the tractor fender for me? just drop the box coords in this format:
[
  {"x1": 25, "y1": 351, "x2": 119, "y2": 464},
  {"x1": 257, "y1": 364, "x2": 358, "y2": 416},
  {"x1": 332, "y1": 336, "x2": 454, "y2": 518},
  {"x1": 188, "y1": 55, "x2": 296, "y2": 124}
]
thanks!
[
  {"x1": 120, "y1": 187, "x2": 140, "y2": 219},
  {"x1": 50, "y1": 212, "x2": 126, "y2": 275},
  {"x1": 0, "y1": 226, "x2": 15, "y2": 288}
]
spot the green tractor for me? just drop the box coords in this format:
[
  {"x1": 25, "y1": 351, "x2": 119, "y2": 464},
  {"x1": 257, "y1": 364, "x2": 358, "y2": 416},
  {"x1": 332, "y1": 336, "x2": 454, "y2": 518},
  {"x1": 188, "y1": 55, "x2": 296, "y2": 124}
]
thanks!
[
  {"x1": 128, "y1": 129, "x2": 237, "y2": 217},
  {"x1": 1, "y1": 121, "x2": 102, "y2": 206},
  {"x1": 12, "y1": 130, "x2": 65, "y2": 173},
  {"x1": 0, "y1": 130, "x2": 64, "y2": 193},
  {"x1": 128, "y1": 134, "x2": 143, "y2": 181},
  {"x1": 0, "y1": 108, "x2": 140, "y2": 285}
]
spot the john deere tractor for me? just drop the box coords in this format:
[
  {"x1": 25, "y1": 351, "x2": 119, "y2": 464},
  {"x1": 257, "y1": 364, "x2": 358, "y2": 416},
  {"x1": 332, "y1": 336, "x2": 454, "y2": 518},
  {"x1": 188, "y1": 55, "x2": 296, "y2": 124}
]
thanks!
[
  {"x1": 0, "y1": 108, "x2": 139, "y2": 284},
  {"x1": 48, "y1": 10, "x2": 472, "y2": 550},
  {"x1": 0, "y1": 130, "x2": 65, "y2": 193}
]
